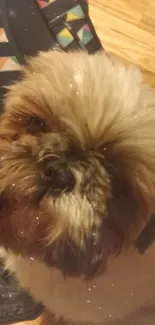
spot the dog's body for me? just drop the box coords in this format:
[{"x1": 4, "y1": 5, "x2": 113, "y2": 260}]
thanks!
[
  {"x1": 1, "y1": 244, "x2": 155, "y2": 325},
  {"x1": 0, "y1": 51, "x2": 155, "y2": 324}
]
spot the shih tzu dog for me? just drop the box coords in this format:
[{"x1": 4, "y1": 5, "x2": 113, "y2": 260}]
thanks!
[{"x1": 0, "y1": 50, "x2": 155, "y2": 324}]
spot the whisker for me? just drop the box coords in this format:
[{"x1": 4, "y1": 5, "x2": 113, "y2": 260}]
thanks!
[
  {"x1": 23, "y1": 175, "x2": 35, "y2": 181},
  {"x1": 38, "y1": 153, "x2": 59, "y2": 164}
]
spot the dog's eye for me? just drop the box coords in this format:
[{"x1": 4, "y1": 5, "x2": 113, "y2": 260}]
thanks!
[{"x1": 27, "y1": 117, "x2": 46, "y2": 134}]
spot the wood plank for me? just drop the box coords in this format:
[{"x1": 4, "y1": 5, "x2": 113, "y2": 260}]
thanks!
[
  {"x1": 89, "y1": 3, "x2": 155, "y2": 76},
  {"x1": 90, "y1": 0, "x2": 149, "y2": 25}
]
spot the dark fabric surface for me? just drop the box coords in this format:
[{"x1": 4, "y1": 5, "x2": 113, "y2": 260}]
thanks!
[
  {"x1": 0, "y1": 264, "x2": 43, "y2": 324},
  {"x1": 0, "y1": 0, "x2": 102, "y2": 112}
]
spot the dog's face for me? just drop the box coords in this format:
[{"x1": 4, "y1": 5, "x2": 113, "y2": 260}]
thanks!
[{"x1": 0, "y1": 51, "x2": 154, "y2": 277}]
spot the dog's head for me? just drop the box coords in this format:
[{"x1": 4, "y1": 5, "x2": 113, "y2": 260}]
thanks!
[{"x1": 0, "y1": 51, "x2": 155, "y2": 277}]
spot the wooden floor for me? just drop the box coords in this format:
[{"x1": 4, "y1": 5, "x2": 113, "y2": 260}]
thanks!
[
  {"x1": 89, "y1": 0, "x2": 155, "y2": 88},
  {"x1": 16, "y1": 1, "x2": 155, "y2": 325}
]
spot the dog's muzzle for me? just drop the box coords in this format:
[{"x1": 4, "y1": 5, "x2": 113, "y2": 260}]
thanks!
[
  {"x1": 44, "y1": 230, "x2": 104, "y2": 277},
  {"x1": 42, "y1": 159, "x2": 76, "y2": 196}
]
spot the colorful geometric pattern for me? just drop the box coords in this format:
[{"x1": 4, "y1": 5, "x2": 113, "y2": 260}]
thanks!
[
  {"x1": 0, "y1": 28, "x2": 8, "y2": 43},
  {"x1": 0, "y1": 0, "x2": 101, "y2": 74},
  {"x1": 0, "y1": 28, "x2": 19, "y2": 71},
  {"x1": 56, "y1": 20, "x2": 93, "y2": 49},
  {"x1": 36, "y1": 0, "x2": 94, "y2": 49},
  {"x1": 56, "y1": 27, "x2": 73, "y2": 48},
  {"x1": 41, "y1": 2, "x2": 93, "y2": 49},
  {"x1": 77, "y1": 24, "x2": 93, "y2": 45},
  {"x1": 0, "y1": 57, "x2": 20, "y2": 71},
  {"x1": 37, "y1": 0, "x2": 57, "y2": 9},
  {"x1": 66, "y1": 5, "x2": 85, "y2": 22}
]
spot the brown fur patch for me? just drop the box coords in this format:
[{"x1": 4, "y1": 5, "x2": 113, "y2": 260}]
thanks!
[{"x1": 0, "y1": 51, "x2": 155, "y2": 276}]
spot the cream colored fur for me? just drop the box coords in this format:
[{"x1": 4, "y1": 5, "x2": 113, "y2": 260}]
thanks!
[{"x1": 1, "y1": 51, "x2": 155, "y2": 324}]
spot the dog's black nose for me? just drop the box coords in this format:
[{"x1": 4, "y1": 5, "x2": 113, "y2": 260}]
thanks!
[{"x1": 44, "y1": 160, "x2": 75, "y2": 195}]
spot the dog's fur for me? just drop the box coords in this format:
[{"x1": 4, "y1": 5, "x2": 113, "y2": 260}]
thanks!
[{"x1": 0, "y1": 50, "x2": 155, "y2": 323}]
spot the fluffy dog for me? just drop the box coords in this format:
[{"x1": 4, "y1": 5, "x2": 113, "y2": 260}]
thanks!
[{"x1": 0, "y1": 50, "x2": 155, "y2": 323}]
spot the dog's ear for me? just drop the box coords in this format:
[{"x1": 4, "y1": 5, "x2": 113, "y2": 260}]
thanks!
[
  {"x1": 99, "y1": 82, "x2": 155, "y2": 242},
  {"x1": 103, "y1": 141, "x2": 155, "y2": 248},
  {"x1": 114, "y1": 138, "x2": 155, "y2": 243}
]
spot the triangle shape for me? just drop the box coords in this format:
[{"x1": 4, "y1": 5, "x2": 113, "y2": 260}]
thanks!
[
  {"x1": 0, "y1": 28, "x2": 8, "y2": 43},
  {"x1": 67, "y1": 12, "x2": 80, "y2": 22},
  {"x1": 37, "y1": 0, "x2": 49, "y2": 8},
  {"x1": 66, "y1": 5, "x2": 84, "y2": 22},
  {"x1": 57, "y1": 28, "x2": 73, "y2": 48},
  {"x1": 0, "y1": 57, "x2": 7, "y2": 70},
  {"x1": 83, "y1": 26, "x2": 93, "y2": 45},
  {"x1": 0, "y1": 57, "x2": 20, "y2": 71},
  {"x1": 77, "y1": 28, "x2": 83, "y2": 42},
  {"x1": 57, "y1": 28, "x2": 73, "y2": 39},
  {"x1": 11, "y1": 56, "x2": 19, "y2": 64},
  {"x1": 84, "y1": 25, "x2": 91, "y2": 32}
]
